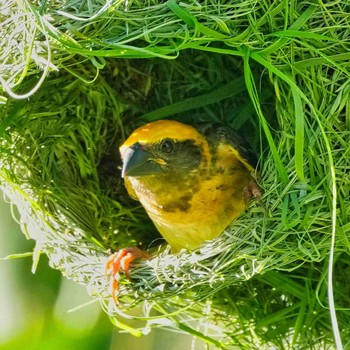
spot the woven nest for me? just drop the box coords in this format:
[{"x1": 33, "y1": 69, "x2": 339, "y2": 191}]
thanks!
[{"x1": 1, "y1": 0, "x2": 350, "y2": 348}]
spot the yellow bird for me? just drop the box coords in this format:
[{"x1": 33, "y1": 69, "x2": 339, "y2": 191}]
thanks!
[{"x1": 106, "y1": 119, "x2": 260, "y2": 301}]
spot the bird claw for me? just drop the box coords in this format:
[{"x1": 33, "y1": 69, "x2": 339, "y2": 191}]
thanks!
[
  {"x1": 105, "y1": 247, "x2": 150, "y2": 304},
  {"x1": 250, "y1": 180, "x2": 262, "y2": 199},
  {"x1": 243, "y1": 180, "x2": 262, "y2": 203}
]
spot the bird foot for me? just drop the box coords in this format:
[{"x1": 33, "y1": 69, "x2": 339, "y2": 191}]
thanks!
[
  {"x1": 243, "y1": 180, "x2": 262, "y2": 203},
  {"x1": 105, "y1": 247, "x2": 150, "y2": 304}
]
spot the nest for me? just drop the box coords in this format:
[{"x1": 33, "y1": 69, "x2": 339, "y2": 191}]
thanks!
[{"x1": 1, "y1": 0, "x2": 350, "y2": 348}]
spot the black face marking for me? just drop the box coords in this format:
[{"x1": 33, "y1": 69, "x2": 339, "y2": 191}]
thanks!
[{"x1": 151, "y1": 139, "x2": 203, "y2": 173}]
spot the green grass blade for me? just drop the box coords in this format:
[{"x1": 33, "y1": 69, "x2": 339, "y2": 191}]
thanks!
[
  {"x1": 243, "y1": 49, "x2": 289, "y2": 185},
  {"x1": 259, "y1": 2, "x2": 317, "y2": 56},
  {"x1": 142, "y1": 77, "x2": 245, "y2": 121},
  {"x1": 0, "y1": 100, "x2": 26, "y2": 137},
  {"x1": 110, "y1": 317, "x2": 143, "y2": 337},
  {"x1": 291, "y1": 85, "x2": 305, "y2": 182},
  {"x1": 178, "y1": 322, "x2": 226, "y2": 349},
  {"x1": 1, "y1": 252, "x2": 34, "y2": 259},
  {"x1": 268, "y1": 30, "x2": 339, "y2": 42},
  {"x1": 167, "y1": 0, "x2": 229, "y2": 40},
  {"x1": 257, "y1": 271, "x2": 305, "y2": 300}
]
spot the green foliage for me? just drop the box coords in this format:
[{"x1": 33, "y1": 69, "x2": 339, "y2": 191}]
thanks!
[{"x1": 1, "y1": 0, "x2": 350, "y2": 348}]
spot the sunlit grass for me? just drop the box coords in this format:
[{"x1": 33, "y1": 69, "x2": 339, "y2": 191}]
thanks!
[{"x1": 0, "y1": 0, "x2": 350, "y2": 348}]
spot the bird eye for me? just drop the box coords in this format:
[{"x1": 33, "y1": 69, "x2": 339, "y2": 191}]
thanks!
[{"x1": 161, "y1": 139, "x2": 174, "y2": 153}]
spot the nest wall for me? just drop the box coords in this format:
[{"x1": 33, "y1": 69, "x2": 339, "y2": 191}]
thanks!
[{"x1": 1, "y1": 0, "x2": 350, "y2": 348}]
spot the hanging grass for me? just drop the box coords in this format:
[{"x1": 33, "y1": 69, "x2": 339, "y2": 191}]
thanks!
[{"x1": 1, "y1": 0, "x2": 350, "y2": 348}]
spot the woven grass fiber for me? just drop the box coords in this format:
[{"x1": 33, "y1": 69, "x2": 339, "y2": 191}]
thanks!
[{"x1": 1, "y1": 0, "x2": 350, "y2": 348}]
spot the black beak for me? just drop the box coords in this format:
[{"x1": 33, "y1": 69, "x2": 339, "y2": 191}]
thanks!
[{"x1": 121, "y1": 143, "x2": 163, "y2": 177}]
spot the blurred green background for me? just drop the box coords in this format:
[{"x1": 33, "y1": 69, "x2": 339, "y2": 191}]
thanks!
[{"x1": 0, "y1": 194, "x2": 200, "y2": 350}]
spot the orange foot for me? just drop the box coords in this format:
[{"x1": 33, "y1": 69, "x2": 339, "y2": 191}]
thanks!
[{"x1": 105, "y1": 247, "x2": 151, "y2": 304}]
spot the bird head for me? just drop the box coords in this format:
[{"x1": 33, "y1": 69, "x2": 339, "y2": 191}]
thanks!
[{"x1": 120, "y1": 120, "x2": 210, "y2": 178}]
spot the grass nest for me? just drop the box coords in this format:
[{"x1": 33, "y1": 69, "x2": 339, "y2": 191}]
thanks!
[{"x1": 1, "y1": 0, "x2": 350, "y2": 348}]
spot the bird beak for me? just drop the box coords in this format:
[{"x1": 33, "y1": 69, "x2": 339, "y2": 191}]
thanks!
[{"x1": 121, "y1": 143, "x2": 163, "y2": 177}]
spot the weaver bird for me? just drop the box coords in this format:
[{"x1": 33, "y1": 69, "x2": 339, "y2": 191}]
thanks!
[{"x1": 106, "y1": 119, "x2": 260, "y2": 302}]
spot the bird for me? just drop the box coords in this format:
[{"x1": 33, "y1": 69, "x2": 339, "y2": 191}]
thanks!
[{"x1": 106, "y1": 119, "x2": 261, "y2": 302}]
